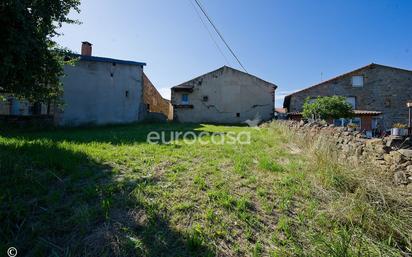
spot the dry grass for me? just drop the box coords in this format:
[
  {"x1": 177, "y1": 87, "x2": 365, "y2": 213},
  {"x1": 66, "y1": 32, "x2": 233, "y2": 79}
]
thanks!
[{"x1": 272, "y1": 121, "x2": 412, "y2": 256}]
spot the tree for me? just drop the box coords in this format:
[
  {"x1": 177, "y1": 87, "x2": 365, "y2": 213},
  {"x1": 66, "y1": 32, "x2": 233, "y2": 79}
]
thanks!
[
  {"x1": 0, "y1": 0, "x2": 80, "y2": 103},
  {"x1": 302, "y1": 96, "x2": 354, "y2": 120}
]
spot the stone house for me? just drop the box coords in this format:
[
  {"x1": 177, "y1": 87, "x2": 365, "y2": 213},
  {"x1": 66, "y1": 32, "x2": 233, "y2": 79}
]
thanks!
[
  {"x1": 283, "y1": 63, "x2": 412, "y2": 131},
  {"x1": 143, "y1": 73, "x2": 173, "y2": 120},
  {"x1": 171, "y1": 66, "x2": 277, "y2": 123}
]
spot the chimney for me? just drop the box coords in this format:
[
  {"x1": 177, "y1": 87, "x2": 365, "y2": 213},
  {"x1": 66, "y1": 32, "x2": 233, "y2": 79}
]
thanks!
[{"x1": 81, "y1": 41, "x2": 92, "y2": 56}]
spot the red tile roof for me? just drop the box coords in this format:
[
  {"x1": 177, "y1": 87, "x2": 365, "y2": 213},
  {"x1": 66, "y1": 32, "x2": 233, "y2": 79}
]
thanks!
[
  {"x1": 353, "y1": 110, "x2": 382, "y2": 116},
  {"x1": 287, "y1": 110, "x2": 382, "y2": 117}
]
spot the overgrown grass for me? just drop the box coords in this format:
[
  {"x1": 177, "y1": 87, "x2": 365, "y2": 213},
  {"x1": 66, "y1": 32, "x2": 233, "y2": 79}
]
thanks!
[{"x1": 0, "y1": 121, "x2": 411, "y2": 256}]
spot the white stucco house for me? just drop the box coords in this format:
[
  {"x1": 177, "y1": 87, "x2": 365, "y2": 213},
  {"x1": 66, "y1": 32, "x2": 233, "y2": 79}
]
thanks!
[
  {"x1": 56, "y1": 42, "x2": 147, "y2": 126},
  {"x1": 171, "y1": 66, "x2": 277, "y2": 123},
  {"x1": 0, "y1": 42, "x2": 147, "y2": 126}
]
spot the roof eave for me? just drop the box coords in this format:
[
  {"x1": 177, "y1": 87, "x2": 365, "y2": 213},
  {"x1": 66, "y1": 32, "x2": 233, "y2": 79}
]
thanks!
[{"x1": 73, "y1": 54, "x2": 146, "y2": 67}]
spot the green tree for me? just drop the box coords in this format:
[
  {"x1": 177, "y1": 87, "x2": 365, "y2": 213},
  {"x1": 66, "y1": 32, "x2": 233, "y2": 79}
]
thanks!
[
  {"x1": 0, "y1": 0, "x2": 80, "y2": 103},
  {"x1": 302, "y1": 96, "x2": 354, "y2": 120}
]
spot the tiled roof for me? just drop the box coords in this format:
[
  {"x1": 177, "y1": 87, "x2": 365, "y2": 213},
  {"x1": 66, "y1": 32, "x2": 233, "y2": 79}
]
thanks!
[
  {"x1": 76, "y1": 54, "x2": 146, "y2": 67},
  {"x1": 171, "y1": 84, "x2": 194, "y2": 90},
  {"x1": 353, "y1": 110, "x2": 382, "y2": 115},
  {"x1": 287, "y1": 110, "x2": 382, "y2": 116}
]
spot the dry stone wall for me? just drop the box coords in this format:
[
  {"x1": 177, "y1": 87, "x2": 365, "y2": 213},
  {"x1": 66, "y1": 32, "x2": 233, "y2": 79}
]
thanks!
[{"x1": 286, "y1": 121, "x2": 412, "y2": 189}]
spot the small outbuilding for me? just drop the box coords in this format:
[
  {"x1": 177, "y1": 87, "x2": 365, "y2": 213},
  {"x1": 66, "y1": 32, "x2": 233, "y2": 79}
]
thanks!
[{"x1": 171, "y1": 66, "x2": 277, "y2": 124}]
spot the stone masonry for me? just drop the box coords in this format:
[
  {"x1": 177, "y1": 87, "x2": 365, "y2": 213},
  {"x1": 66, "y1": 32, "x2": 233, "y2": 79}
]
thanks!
[
  {"x1": 143, "y1": 73, "x2": 173, "y2": 120},
  {"x1": 286, "y1": 120, "x2": 412, "y2": 190},
  {"x1": 284, "y1": 64, "x2": 412, "y2": 129}
]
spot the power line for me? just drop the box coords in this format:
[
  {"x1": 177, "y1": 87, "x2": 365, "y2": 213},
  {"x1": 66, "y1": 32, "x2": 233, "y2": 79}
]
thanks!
[
  {"x1": 193, "y1": 0, "x2": 248, "y2": 73},
  {"x1": 188, "y1": 0, "x2": 231, "y2": 66}
]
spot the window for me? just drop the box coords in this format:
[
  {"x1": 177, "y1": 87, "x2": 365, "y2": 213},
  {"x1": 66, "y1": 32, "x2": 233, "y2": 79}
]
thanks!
[
  {"x1": 236, "y1": 113, "x2": 240, "y2": 117},
  {"x1": 202, "y1": 96, "x2": 208, "y2": 102},
  {"x1": 346, "y1": 97, "x2": 356, "y2": 109},
  {"x1": 125, "y1": 90, "x2": 129, "y2": 97},
  {"x1": 181, "y1": 94, "x2": 189, "y2": 104},
  {"x1": 351, "y1": 76, "x2": 364, "y2": 87}
]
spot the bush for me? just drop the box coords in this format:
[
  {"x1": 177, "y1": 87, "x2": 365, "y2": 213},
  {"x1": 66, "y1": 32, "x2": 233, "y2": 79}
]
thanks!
[{"x1": 302, "y1": 96, "x2": 353, "y2": 120}]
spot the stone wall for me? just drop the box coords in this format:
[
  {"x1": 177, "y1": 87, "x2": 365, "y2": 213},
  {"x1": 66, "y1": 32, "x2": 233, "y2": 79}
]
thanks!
[
  {"x1": 285, "y1": 64, "x2": 412, "y2": 129},
  {"x1": 143, "y1": 73, "x2": 173, "y2": 120},
  {"x1": 286, "y1": 120, "x2": 412, "y2": 189}
]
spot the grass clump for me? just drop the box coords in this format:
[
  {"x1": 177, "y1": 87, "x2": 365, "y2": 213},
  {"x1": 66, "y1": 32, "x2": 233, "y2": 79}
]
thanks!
[{"x1": 258, "y1": 156, "x2": 285, "y2": 173}]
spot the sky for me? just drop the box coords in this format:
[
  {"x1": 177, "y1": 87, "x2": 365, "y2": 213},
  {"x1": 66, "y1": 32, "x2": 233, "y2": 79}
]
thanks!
[{"x1": 56, "y1": 0, "x2": 412, "y2": 107}]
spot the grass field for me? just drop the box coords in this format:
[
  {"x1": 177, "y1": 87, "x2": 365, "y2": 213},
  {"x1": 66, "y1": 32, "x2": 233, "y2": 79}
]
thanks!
[{"x1": 0, "y1": 122, "x2": 411, "y2": 256}]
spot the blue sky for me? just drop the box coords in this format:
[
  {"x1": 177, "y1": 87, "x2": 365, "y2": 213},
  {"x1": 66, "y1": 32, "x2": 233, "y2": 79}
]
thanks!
[{"x1": 56, "y1": 0, "x2": 412, "y2": 107}]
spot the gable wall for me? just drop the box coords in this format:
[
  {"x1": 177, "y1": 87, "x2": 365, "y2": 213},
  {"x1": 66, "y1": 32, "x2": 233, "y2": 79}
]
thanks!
[{"x1": 172, "y1": 67, "x2": 275, "y2": 123}]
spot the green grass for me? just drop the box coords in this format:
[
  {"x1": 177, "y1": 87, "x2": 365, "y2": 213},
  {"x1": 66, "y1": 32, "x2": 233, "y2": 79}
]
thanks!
[{"x1": 0, "y1": 122, "x2": 411, "y2": 256}]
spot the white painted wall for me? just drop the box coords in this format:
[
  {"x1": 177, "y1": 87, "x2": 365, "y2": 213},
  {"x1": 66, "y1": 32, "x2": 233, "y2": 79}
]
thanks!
[{"x1": 59, "y1": 60, "x2": 143, "y2": 126}]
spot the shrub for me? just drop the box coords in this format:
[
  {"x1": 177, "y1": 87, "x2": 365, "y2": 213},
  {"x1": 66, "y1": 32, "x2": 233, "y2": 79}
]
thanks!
[{"x1": 302, "y1": 96, "x2": 353, "y2": 120}]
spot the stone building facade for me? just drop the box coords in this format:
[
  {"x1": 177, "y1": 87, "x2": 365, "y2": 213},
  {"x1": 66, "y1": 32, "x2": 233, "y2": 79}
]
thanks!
[
  {"x1": 284, "y1": 64, "x2": 412, "y2": 129},
  {"x1": 171, "y1": 66, "x2": 277, "y2": 123},
  {"x1": 143, "y1": 73, "x2": 173, "y2": 120}
]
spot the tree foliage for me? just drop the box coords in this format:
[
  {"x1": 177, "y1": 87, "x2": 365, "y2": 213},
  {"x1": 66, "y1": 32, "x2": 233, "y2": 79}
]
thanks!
[
  {"x1": 0, "y1": 0, "x2": 80, "y2": 102},
  {"x1": 302, "y1": 96, "x2": 354, "y2": 120}
]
